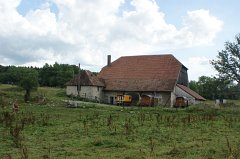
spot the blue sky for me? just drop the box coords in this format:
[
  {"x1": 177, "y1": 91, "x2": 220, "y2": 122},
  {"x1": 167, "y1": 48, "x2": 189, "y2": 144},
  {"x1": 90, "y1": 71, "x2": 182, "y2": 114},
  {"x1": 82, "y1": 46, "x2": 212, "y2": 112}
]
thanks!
[
  {"x1": 1, "y1": 0, "x2": 239, "y2": 80},
  {"x1": 17, "y1": 0, "x2": 59, "y2": 16}
]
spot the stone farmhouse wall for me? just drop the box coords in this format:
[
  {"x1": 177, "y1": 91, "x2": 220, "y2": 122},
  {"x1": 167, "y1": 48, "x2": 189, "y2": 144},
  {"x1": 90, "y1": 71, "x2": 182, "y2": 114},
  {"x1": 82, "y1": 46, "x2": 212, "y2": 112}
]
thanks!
[{"x1": 66, "y1": 86, "x2": 104, "y2": 102}]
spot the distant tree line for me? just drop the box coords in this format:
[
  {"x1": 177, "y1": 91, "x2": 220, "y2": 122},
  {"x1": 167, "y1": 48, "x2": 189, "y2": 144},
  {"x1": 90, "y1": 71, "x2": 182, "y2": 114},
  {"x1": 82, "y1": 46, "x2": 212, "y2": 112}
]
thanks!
[
  {"x1": 0, "y1": 62, "x2": 80, "y2": 88},
  {"x1": 189, "y1": 76, "x2": 240, "y2": 100}
]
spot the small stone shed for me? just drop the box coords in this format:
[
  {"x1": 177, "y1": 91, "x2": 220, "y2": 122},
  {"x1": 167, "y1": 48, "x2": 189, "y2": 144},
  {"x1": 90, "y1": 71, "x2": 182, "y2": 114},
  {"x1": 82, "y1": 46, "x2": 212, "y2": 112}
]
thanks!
[
  {"x1": 66, "y1": 70, "x2": 104, "y2": 102},
  {"x1": 175, "y1": 84, "x2": 206, "y2": 105}
]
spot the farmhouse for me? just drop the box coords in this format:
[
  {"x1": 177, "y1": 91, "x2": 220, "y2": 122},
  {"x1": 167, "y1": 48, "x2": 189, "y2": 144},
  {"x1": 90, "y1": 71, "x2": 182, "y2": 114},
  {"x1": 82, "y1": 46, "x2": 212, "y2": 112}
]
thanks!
[{"x1": 66, "y1": 54, "x2": 205, "y2": 106}]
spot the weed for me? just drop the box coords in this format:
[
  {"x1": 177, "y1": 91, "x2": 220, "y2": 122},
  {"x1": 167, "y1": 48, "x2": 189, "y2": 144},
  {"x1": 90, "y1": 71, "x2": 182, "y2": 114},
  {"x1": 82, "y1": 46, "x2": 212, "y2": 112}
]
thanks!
[
  {"x1": 0, "y1": 153, "x2": 12, "y2": 159},
  {"x1": 38, "y1": 113, "x2": 50, "y2": 126},
  {"x1": 225, "y1": 136, "x2": 240, "y2": 159},
  {"x1": 123, "y1": 118, "x2": 132, "y2": 135},
  {"x1": 149, "y1": 137, "x2": 155, "y2": 157},
  {"x1": 10, "y1": 124, "x2": 23, "y2": 148},
  {"x1": 83, "y1": 118, "x2": 88, "y2": 135},
  {"x1": 20, "y1": 112, "x2": 36, "y2": 129},
  {"x1": 93, "y1": 137, "x2": 103, "y2": 146},
  {"x1": 0, "y1": 96, "x2": 7, "y2": 109},
  {"x1": 165, "y1": 146, "x2": 181, "y2": 157},
  {"x1": 155, "y1": 113, "x2": 161, "y2": 124},
  {"x1": 20, "y1": 144, "x2": 28, "y2": 159},
  {"x1": 34, "y1": 93, "x2": 47, "y2": 104},
  {"x1": 43, "y1": 143, "x2": 52, "y2": 159},
  {"x1": 107, "y1": 114, "x2": 113, "y2": 128},
  {"x1": 2, "y1": 111, "x2": 15, "y2": 127},
  {"x1": 138, "y1": 112, "x2": 145, "y2": 126}
]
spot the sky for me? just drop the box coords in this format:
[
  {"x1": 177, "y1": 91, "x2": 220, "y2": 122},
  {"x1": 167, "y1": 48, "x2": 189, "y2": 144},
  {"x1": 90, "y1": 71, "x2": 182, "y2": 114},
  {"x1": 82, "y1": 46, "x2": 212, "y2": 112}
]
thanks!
[{"x1": 0, "y1": 0, "x2": 239, "y2": 80}]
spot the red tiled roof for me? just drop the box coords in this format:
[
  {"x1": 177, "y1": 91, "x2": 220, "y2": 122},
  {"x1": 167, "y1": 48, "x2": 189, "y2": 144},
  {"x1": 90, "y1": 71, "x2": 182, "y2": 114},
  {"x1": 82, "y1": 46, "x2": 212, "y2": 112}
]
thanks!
[
  {"x1": 177, "y1": 84, "x2": 206, "y2": 101},
  {"x1": 98, "y1": 54, "x2": 184, "y2": 91},
  {"x1": 66, "y1": 70, "x2": 104, "y2": 87}
]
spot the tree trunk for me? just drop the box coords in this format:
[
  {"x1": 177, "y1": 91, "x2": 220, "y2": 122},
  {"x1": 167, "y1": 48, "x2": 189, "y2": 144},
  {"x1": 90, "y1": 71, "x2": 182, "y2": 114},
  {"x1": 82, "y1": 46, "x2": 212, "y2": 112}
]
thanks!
[{"x1": 24, "y1": 89, "x2": 31, "y2": 102}]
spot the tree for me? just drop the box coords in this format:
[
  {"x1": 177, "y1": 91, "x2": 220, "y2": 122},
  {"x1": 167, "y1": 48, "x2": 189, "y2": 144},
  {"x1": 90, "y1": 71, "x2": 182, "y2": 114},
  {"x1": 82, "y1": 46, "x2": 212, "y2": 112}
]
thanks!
[
  {"x1": 211, "y1": 33, "x2": 240, "y2": 83},
  {"x1": 189, "y1": 80, "x2": 198, "y2": 92},
  {"x1": 39, "y1": 63, "x2": 78, "y2": 87},
  {"x1": 197, "y1": 76, "x2": 219, "y2": 100},
  {"x1": 189, "y1": 76, "x2": 239, "y2": 100},
  {"x1": 0, "y1": 63, "x2": 80, "y2": 88},
  {"x1": 19, "y1": 69, "x2": 39, "y2": 102}
]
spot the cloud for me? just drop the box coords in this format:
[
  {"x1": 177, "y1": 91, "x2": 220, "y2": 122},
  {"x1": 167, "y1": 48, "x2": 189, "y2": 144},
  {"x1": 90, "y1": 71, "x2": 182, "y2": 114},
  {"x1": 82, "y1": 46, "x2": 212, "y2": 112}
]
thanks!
[
  {"x1": 184, "y1": 56, "x2": 218, "y2": 80},
  {"x1": 181, "y1": 10, "x2": 223, "y2": 46},
  {"x1": 0, "y1": 0, "x2": 223, "y2": 72}
]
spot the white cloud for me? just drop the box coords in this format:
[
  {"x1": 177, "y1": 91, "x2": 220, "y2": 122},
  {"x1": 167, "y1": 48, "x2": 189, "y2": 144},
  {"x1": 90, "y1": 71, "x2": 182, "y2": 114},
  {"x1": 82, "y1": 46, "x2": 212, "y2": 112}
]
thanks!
[
  {"x1": 181, "y1": 10, "x2": 223, "y2": 46},
  {"x1": 0, "y1": 0, "x2": 223, "y2": 75},
  {"x1": 25, "y1": 8, "x2": 57, "y2": 36},
  {"x1": 184, "y1": 56, "x2": 218, "y2": 80}
]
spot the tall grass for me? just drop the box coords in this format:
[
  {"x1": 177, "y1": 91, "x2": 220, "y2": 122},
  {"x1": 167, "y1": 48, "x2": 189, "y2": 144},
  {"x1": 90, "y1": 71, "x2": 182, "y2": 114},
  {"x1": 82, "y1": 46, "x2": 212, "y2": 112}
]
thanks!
[{"x1": 1, "y1": 84, "x2": 240, "y2": 158}]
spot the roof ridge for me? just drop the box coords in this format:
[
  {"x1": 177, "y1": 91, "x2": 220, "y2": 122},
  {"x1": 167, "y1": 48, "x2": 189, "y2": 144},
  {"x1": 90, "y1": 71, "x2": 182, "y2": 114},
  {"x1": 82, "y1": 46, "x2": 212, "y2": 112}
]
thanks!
[
  {"x1": 66, "y1": 69, "x2": 104, "y2": 87},
  {"x1": 120, "y1": 54, "x2": 173, "y2": 58}
]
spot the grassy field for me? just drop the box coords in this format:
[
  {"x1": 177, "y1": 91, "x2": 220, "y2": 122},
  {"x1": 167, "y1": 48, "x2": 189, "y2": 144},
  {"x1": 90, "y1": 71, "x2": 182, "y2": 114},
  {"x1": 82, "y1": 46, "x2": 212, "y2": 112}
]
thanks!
[{"x1": 0, "y1": 84, "x2": 240, "y2": 159}]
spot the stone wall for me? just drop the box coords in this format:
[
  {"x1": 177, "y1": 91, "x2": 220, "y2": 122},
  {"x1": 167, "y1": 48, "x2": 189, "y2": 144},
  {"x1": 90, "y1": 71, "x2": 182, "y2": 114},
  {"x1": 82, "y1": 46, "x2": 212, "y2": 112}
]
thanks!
[
  {"x1": 66, "y1": 87, "x2": 173, "y2": 106},
  {"x1": 66, "y1": 86, "x2": 104, "y2": 101},
  {"x1": 66, "y1": 86, "x2": 78, "y2": 96},
  {"x1": 103, "y1": 91, "x2": 172, "y2": 106}
]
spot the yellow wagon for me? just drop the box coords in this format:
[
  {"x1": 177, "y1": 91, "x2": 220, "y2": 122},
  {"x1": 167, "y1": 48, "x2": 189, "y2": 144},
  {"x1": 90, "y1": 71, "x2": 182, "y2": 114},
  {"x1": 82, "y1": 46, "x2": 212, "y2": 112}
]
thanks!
[{"x1": 116, "y1": 95, "x2": 132, "y2": 106}]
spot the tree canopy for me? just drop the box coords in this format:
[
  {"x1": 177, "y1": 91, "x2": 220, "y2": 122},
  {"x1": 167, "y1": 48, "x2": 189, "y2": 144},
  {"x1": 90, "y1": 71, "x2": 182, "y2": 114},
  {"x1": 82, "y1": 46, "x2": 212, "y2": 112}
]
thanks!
[
  {"x1": 189, "y1": 76, "x2": 239, "y2": 100},
  {"x1": 19, "y1": 68, "x2": 39, "y2": 102},
  {"x1": 0, "y1": 63, "x2": 80, "y2": 88},
  {"x1": 39, "y1": 63, "x2": 79, "y2": 87},
  {"x1": 211, "y1": 33, "x2": 240, "y2": 83}
]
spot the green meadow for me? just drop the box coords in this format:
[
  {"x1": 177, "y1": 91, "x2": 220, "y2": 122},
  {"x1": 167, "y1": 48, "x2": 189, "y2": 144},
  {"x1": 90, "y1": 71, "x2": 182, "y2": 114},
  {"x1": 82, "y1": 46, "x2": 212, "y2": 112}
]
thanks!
[{"x1": 0, "y1": 84, "x2": 240, "y2": 159}]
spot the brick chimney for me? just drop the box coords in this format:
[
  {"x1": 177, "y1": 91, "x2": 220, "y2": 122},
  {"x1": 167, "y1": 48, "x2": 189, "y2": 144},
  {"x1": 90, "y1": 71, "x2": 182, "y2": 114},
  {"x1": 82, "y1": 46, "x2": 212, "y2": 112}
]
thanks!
[{"x1": 107, "y1": 55, "x2": 111, "y2": 66}]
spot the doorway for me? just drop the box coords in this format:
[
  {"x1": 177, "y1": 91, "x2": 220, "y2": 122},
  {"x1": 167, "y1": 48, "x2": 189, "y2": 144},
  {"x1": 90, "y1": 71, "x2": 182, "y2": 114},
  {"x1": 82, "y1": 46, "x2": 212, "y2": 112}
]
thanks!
[{"x1": 110, "y1": 96, "x2": 114, "y2": 105}]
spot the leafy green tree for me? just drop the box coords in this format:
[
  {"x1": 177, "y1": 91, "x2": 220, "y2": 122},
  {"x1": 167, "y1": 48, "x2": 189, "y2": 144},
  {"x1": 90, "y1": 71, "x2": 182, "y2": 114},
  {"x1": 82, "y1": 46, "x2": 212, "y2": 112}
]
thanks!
[
  {"x1": 39, "y1": 63, "x2": 78, "y2": 87},
  {"x1": 225, "y1": 83, "x2": 240, "y2": 99},
  {"x1": 211, "y1": 33, "x2": 240, "y2": 83},
  {"x1": 19, "y1": 69, "x2": 39, "y2": 102},
  {"x1": 0, "y1": 62, "x2": 80, "y2": 88},
  {"x1": 4, "y1": 66, "x2": 20, "y2": 84},
  {"x1": 197, "y1": 76, "x2": 219, "y2": 99},
  {"x1": 189, "y1": 76, "x2": 237, "y2": 100},
  {"x1": 189, "y1": 80, "x2": 198, "y2": 92}
]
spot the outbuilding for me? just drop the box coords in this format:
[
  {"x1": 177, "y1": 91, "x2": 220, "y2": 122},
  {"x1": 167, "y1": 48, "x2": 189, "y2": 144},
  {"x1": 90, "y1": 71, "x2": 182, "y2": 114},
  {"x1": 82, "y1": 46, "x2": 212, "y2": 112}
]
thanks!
[{"x1": 66, "y1": 70, "x2": 105, "y2": 102}]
